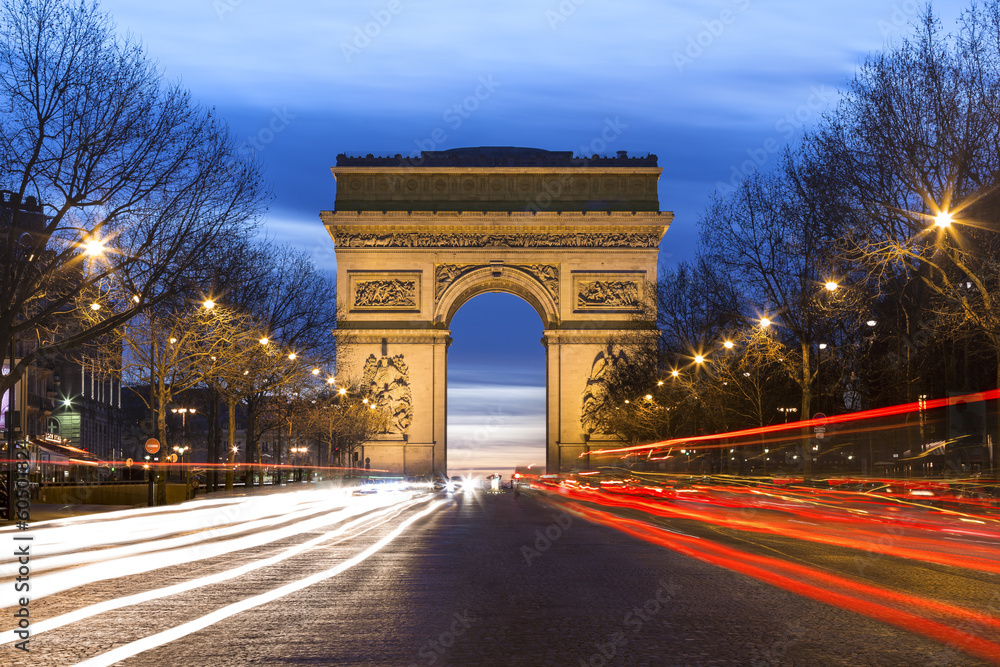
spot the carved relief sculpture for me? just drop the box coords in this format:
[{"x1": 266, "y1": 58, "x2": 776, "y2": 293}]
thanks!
[
  {"x1": 520, "y1": 264, "x2": 559, "y2": 304},
  {"x1": 435, "y1": 263, "x2": 559, "y2": 303},
  {"x1": 335, "y1": 232, "x2": 659, "y2": 249},
  {"x1": 361, "y1": 354, "x2": 413, "y2": 434},
  {"x1": 580, "y1": 346, "x2": 628, "y2": 434},
  {"x1": 354, "y1": 279, "x2": 417, "y2": 308},
  {"x1": 577, "y1": 280, "x2": 639, "y2": 308},
  {"x1": 435, "y1": 264, "x2": 479, "y2": 300}
]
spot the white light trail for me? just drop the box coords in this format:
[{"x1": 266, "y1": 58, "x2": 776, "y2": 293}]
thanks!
[
  {"x1": 0, "y1": 491, "x2": 335, "y2": 560},
  {"x1": 10, "y1": 492, "x2": 421, "y2": 601},
  {"x1": 7, "y1": 492, "x2": 356, "y2": 577},
  {"x1": 1, "y1": 495, "x2": 435, "y2": 645},
  {"x1": 72, "y1": 499, "x2": 446, "y2": 667}
]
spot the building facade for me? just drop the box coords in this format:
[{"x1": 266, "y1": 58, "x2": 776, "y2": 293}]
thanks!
[{"x1": 324, "y1": 147, "x2": 672, "y2": 476}]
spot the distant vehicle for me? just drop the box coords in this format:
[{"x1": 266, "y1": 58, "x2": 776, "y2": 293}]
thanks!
[{"x1": 405, "y1": 475, "x2": 431, "y2": 490}]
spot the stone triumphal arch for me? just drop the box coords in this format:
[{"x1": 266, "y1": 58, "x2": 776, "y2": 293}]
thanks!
[{"x1": 322, "y1": 147, "x2": 672, "y2": 475}]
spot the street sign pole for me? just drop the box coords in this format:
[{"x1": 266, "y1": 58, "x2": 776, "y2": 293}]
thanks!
[{"x1": 144, "y1": 438, "x2": 160, "y2": 506}]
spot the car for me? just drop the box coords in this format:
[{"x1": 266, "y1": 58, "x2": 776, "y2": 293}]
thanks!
[{"x1": 404, "y1": 474, "x2": 429, "y2": 490}]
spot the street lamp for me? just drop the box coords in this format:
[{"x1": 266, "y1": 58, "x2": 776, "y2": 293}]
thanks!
[
  {"x1": 82, "y1": 237, "x2": 106, "y2": 258},
  {"x1": 824, "y1": 281, "x2": 838, "y2": 291},
  {"x1": 171, "y1": 407, "x2": 195, "y2": 495},
  {"x1": 778, "y1": 407, "x2": 798, "y2": 423},
  {"x1": 934, "y1": 211, "x2": 953, "y2": 228}
]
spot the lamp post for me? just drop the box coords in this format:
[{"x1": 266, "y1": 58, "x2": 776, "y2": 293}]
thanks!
[
  {"x1": 171, "y1": 407, "x2": 195, "y2": 494},
  {"x1": 291, "y1": 446, "x2": 308, "y2": 483},
  {"x1": 778, "y1": 407, "x2": 798, "y2": 423}
]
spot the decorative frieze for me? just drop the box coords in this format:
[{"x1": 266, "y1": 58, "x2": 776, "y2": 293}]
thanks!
[
  {"x1": 334, "y1": 232, "x2": 660, "y2": 249},
  {"x1": 577, "y1": 280, "x2": 639, "y2": 309},
  {"x1": 355, "y1": 279, "x2": 416, "y2": 307},
  {"x1": 435, "y1": 263, "x2": 559, "y2": 304},
  {"x1": 349, "y1": 271, "x2": 421, "y2": 311}
]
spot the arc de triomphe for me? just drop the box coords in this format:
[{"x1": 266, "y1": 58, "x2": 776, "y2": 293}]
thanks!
[{"x1": 322, "y1": 147, "x2": 671, "y2": 475}]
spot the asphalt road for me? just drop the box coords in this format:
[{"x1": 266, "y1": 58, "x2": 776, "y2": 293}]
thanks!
[{"x1": 1, "y1": 486, "x2": 994, "y2": 666}]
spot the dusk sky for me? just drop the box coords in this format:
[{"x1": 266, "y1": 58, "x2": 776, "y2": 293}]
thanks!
[{"x1": 102, "y1": 0, "x2": 968, "y2": 474}]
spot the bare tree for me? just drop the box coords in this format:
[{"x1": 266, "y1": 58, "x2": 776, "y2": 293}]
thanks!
[
  {"x1": 0, "y1": 0, "x2": 267, "y2": 399},
  {"x1": 219, "y1": 246, "x2": 339, "y2": 487},
  {"x1": 698, "y1": 148, "x2": 858, "y2": 476},
  {"x1": 83, "y1": 298, "x2": 259, "y2": 501},
  {"x1": 292, "y1": 384, "x2": 388, "y2": 474}
]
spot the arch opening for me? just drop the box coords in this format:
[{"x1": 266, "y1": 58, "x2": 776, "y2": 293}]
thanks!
[
  {"x1": 435, "y1": 265, "x2": 559, "y2": 329},
  {"x1": 447, "y1": 292, "x2": 546, "y2": 480}
]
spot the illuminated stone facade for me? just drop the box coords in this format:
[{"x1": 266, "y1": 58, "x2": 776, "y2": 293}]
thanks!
[{"x1": 323, "y1": 147, "x2": 671, "y2": 475}]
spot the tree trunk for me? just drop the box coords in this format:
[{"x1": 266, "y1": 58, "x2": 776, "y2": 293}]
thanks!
[
  {"x1": 246, "y1": 402, "x2": 259, "y2": 488},
  {"x1": 274, "y1": 422, "x2": 282, "y2": 487},
  {"x1": 801, "y1": 341, "x2": 813, "y2": 479},
  {"x1": 226, "y1": 397, "x2": 236, "y2": 490},
  {"x1": 995, "y1": 348, "x2": 1000, "y2": 481},
  {"x1": 155, "y1": 363, "x2": 168, "y2": 505},
  {"x1": 207, "y1": 389, "x2": 217, "y2": 491}
]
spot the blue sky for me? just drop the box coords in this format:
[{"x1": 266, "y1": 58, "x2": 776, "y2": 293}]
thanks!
[{"x1": 101, "y1": 0, "x2": 968, "y2": 474}]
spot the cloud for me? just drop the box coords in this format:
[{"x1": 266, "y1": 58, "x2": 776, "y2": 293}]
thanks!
[{"x1": 448, "y1": 382, "x2": 546, "y2": 474}]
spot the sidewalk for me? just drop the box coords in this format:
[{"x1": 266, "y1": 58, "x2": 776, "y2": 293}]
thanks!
[
  {"x1": 2, "y1": 479, "x2": 360, "y2": 526},
  {"x1": 4, "y1": 503, "x2": 136, "y2": 524}
]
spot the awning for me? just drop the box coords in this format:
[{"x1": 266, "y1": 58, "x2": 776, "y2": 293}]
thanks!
[{"x1": 31, "y1": 438, "x2": 103, "y2": 467}]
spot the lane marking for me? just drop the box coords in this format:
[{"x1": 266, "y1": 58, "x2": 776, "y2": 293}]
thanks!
[
  {"x1": 1, "y1": 496, "x2": 432, "y2": 644},
  {"x1": 3, "y1": 493, "x2": 421, "y2": 601},
  {"x1": 72, "y1": 500, "x2": 446, "y2": 667}
]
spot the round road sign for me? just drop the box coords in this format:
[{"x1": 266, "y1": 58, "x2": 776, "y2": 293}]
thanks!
[
  {"x1": 144, "y1": 438, "x2": 160, "y2": 454},
  {"x1": 125, "y1": 458, "x2": 133, "y2": 468}
]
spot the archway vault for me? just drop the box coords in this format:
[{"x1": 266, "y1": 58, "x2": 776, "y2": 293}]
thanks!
[
  {"x1": 435, "y1": 265, "x2": 558, "y2": 328},
  {"x1": 322, "y1": 147, "x2": 672, "y2": 476}
]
